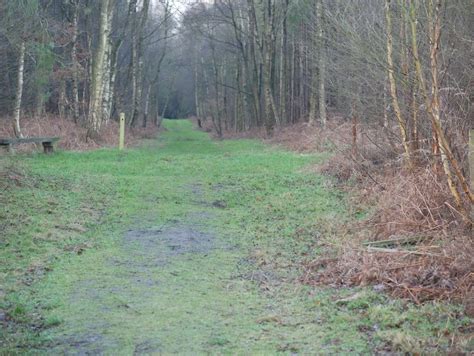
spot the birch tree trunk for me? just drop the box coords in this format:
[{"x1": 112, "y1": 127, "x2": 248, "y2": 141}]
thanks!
[
  {"x1": 88, "y1": 0, "x2": 111, "y2": 135},
  {"x1": 71, "y1": 1, "x2": 80, "y2": 123},
  {"x1": 290, "y1": 34, "x2": 295, "y2": 124},
  {"x1": 298, "y1": 32, "x2": 305, "y2": 121},
  {"x1": 58, "y1": 80, "x2": 66, "y2": 119},
  {"x1": 143, "y1": 84, "x2": 151, "y2": 128},
  {"x1": 279, "y1": 1, "x2": 288, "y2": 124},
  {"x1": 308, "y1": 1, "x2": 318, "y2": 125},
  {"x1": 128, "y1": 0, "x2": 138, "y2": 124},
  {"x1": 151, "y1": 0, "x2": 170, "y2": 125},
  {"x1": 228, "y1": 3, "x2": 251, "y2": 130},
  {"x1": 13, "y1": 41, "x2": 26, "y2": 138},
  {"x1": 194, "y1": 58, "x2": 202, "y2": 119},
  {"x1": 101, "y1": 2, "x2": 115, "y2": 125},
  {"x1": 210, "y1": 40, "x2": 222, "y2": 137},
  {"x1": 308, "y1": 0, "x2": 321, "y2": 125},
  {"x1": 247, "y1": 0, "x2": 263, "y2": 128},
  {"x1": 107, "y1": 40, "x2": 121, "y2": 121},
  {"x1": 385, "y1": 0, "x2": 412, "y2": 166},
  {"x1": 318, "y1": 0, "x2": 327, "y2": 128},
  {"x1": 261, "y1": 0, "x2": 280, "y2": 135},
  {"x1": 130, "y1": 0, "x2": 150, "y2": 127}
]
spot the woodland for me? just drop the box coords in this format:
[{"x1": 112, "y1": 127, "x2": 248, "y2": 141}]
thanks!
[{"x1": 0, "y1": 0, "x2": 473, "y2": 353}]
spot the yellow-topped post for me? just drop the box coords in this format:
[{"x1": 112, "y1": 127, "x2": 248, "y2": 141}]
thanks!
[{"x1": 119, "y1": 113, "x2": 125, "y2": 150}]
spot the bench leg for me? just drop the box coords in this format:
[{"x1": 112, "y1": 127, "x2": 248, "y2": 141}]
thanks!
[
  {"x1": 1, "y1": 144, "x2": 14, "y2": 154},
  {"x1": 42, "y1": 142, "x2": 54, "y2": 154}
]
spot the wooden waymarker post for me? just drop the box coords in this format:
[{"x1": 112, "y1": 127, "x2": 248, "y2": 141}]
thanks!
[{"x1": 119, "y1": 113, "x2": 125, "y2": 150}]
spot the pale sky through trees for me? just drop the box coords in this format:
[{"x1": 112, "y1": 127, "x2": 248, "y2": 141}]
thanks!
[
  {"x1": 167, "y1": 0, "x2": 211, "y2": 15},
  {"x1": 167, "y1": 0, "x2": 191, "y2": 14},
  {"x1": 172, "y1": 0, "x2": 189, "y2": 12}
]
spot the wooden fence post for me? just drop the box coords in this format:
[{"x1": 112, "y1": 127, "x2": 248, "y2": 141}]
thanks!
[{"x1": 119, "y1": 113, "x2": 125, "y2": 150}]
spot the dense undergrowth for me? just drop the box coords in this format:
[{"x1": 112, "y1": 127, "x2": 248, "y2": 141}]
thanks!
[
  {"x1": 0, "y1": 120, "x2": 472, "y2": 353},
  {"x1": 212, "y1": 117, "x2": 473, "y2": 305}
]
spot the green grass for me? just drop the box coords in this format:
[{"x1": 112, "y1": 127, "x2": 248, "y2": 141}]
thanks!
[{"x1": 0, "y1": 119, "x2": 471, "y2": 354}]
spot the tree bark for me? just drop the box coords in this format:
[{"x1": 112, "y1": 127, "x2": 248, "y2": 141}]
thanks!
[
  {"x1": 13, "y1": 41, "x2": 26, "y2": 138},
  {"x1": 130, "y1": 0, "x2": 150, "y2": 127},
  {"x1": 143, "y1": 84, "x2": 151, "y2": 128},
  {"x1": 247, "y1": 0, "x2": 263, "y2": 128},
  {"x1": 261, "y1": 0, "x2": 280, "y2": 135},
  {"x1": 71, "y1": 0, "x2": 80, "y2": 123},
  {"x1": 194, "y1": 58, "x2": 202, "y2": 119},
  {"x1": 308, "y1": 1, "x2": 318, "y2": 126},
  {"x1": 101, "y1": 1, "x2": 115, "y2": 125},
  {"x1": 290, "y1": 34, "x2": 295, "y2": 123},
  {"x1": 210, "y1": 39, "x2": 222, "y2": 137},
  {"x1": 151, "y1": 0, "x2": 170, "y2": 125},
  {"x1": 318, "y1": 0, "x2": 327, "y2": 128},
  {"x1": 228, "y1": 2, "x2": 252, "y2": 130},
  {"x1": 88, "y1": 0, "x2": 111, "y2": 135},
  {"x1": 385, "y1": 0, "x2": 412, "y2": 167},
  {"x1": 279, "y1": 1, "x2": 288, "y2": 124}
]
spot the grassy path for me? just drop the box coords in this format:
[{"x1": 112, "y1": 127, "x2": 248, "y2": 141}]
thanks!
[{"x1": 1, "y1": 120, "x2": 469, "y2": 354}]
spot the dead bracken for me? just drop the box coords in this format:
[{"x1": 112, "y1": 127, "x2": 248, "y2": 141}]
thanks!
[{"x1": 219, "y1": 118, "x2": 473, "y2": 304}]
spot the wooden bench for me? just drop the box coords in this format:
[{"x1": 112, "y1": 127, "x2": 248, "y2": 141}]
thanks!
[{"x1": 0, "y1": 137, "x2": 60, "y2": 154}]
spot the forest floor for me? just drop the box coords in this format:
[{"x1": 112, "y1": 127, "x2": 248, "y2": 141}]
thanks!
[{"x1": 1, "y1": 120, "x2": 471, "y2": 354}]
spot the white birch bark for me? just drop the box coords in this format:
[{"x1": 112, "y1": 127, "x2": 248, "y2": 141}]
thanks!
[
  {"x1": 13, "y1": 41, "x2": 26, "y2": 138},
  {"x1": 88, "y1": 0, "x2": 111, "y2": 135}
]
